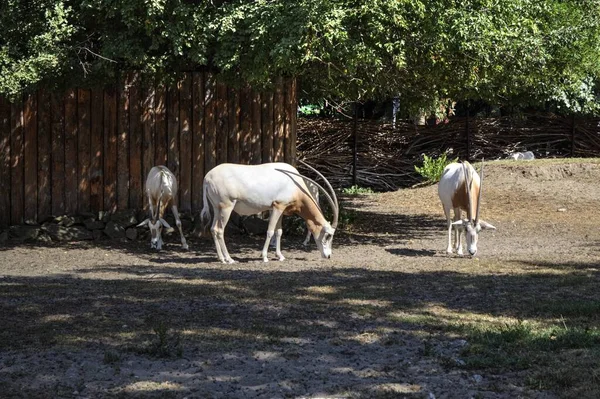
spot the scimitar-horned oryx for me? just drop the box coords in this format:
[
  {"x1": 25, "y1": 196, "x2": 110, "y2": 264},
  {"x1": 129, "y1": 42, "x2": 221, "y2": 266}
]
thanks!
[
  {"x1": 438, "y1": 160, "x2": 496, "y2": 256},
  {"x1": 200, "y1": 160, "x2": 339, "y2": 263},
  {"x1": 137, "y1": 166, "x2": 188, "y2": 251}
]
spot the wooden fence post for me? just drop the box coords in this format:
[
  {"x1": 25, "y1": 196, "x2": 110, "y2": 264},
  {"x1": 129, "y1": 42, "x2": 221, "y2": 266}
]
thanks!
[{"x1": 352, "y1": 102, "x2": 358, "y2": 186}]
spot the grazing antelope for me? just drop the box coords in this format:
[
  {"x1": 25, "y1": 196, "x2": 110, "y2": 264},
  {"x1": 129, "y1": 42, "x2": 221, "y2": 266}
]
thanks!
[
  {"x1": 137, "y1": 166, "x2": 188, "y2": 251},
  {"x1": 200, "y1": 161, "x2": 339, "y2": 263},
  {"x1": 438, "y1": 160, "x2": 496, "y2": 256}
]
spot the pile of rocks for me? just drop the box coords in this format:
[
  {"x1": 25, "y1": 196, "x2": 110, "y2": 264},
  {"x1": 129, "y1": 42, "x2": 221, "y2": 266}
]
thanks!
[
  {"x1": 0, "y1": 210, "x2": 305, "y2": 245},
  {"x1": 1, "y1": 210, "x2": 197, "y2": 244}
]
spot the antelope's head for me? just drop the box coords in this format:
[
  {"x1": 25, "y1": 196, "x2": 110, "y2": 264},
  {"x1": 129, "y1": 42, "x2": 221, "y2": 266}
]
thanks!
[
  {"x1": 297, "y1": 161, "x2": 340, "y2": 259},
  {"x1": 137, "y1": 195, "x2": 172, "y2": 250},
  {"x1": 451, "y1": 161, "x2": 496, "y2": 256}
]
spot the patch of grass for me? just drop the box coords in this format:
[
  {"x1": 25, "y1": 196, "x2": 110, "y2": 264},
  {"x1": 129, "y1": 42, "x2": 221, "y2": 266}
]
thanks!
[
  {"x1": 342, "y1": 185, "x2": 375, "y2": 195},
  {"x1": 459, "y1": 320, "x2": 600, "y2": 370},
  {"x1": 533, "y1": 299, "x2": 600, "y2": 318},
  {"x1": 103, "y1": 349, "x2": 121, "y2": 364},
  {"x1": 414, "y1": 152, "x2": 458, "y2": 184},
  {"x1": 135, "y1": 320, "x2": 184, "y2": 358}
]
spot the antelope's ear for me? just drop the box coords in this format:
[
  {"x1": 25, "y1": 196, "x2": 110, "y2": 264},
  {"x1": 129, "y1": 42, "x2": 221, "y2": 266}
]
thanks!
[
  {"x1": 451, "y1": 220, "x2": 466, "y2": 230},
  {"x1": 159, "y1": 218, "x2": 171, "y2": 229},
  {"x1": 137, "y1": 218, "x2": 149, "y2": 227},
  {"x1": 479, "y1": 220, "x2": 496, "y2": 230}
]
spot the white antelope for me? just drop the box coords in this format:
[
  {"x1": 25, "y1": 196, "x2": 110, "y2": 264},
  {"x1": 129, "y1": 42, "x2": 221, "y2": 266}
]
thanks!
[
  {"x1": 200, "y1": 161, "x2": 339, "y2": 263},
  {"x1": 438, "y1": 160, "x2": 496, "y2": 256},
  {"x1": 137, "y1": 166, "x2": 188, "y2": 251}
]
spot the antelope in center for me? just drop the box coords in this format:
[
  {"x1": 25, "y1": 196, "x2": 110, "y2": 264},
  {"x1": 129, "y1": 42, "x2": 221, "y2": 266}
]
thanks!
[
  {"x1": 200, "y1": 161, "x2": 339, "y2": 263},
  {"x1": 438, "y1": 160, "x2": 496, "y2": 256}
]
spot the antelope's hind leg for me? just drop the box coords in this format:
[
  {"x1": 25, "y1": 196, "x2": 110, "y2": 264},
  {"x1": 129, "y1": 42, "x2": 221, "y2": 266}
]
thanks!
[
  {"x1": 171, "y1": 204, "x2": 189, "y2": 250},
  {"x1": 211, "y1": 201, "x2": 236, "y2": 264}
]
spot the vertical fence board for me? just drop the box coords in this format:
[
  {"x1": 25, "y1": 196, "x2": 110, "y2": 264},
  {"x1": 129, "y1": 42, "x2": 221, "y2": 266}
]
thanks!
[
  {"x1": 11, "y1": 97, "x2": 24, "y2": 225},
  {"x1": 155, "y1": 84, "x2": 168, "y2": 167},
  {"x1": 204, "y1": 74, "x2": 216, "y2": 172},
  {"x1": 103, "y1": 88, "x2": 118, "y2": 213},
  {"x1": 239, "y1": 87, "x2": 252, "y2": 164},
  {"x1": 37, "y1": 90, "x2": 52, "y2": 220},
  {"x1": 51, "y1": 93, "x2": 65, "y2": 216},
  {"x1": 77, "y1": 89, "x2": 91, "y2": 214},
  {"x1": 273, "y1": 79, "x2": 284, "y2": 162},
  {"x1": 228, "y1": 88, "x2": 240, "y2": 164},
  {"x1": 192, "y1": 72, "x2": 205, "y2": 212},
  {"x1": 129, "y1": 74, "x2": 143, "y2": 210},
  {"x1": 167, "y1": 82, "x2": 180, "y2": 207},
  {"x1": 283, "y1": 80, "x2": 293, "y2": 164},
  {"x1": 0, "y1": 98, "x2": 10, "y2": 227},
  {"x1": 216, "y1": 81, "x2": 228, "y2": 165},
  {"x1": 251, "y1": 90, "x2": 261, "y2": 164},
  {"x1": 261, "y1": 92, "x2": 274, "y2": 163},
  {"x1": 90, "y1": 89, "x2": 103, "y2": 214},
  {"x1": 142, "y1": 82, "x2": 156, "y2": 210},
  {"x1": 23, "y1": 94, "x2": 38, "y2": 222},
  {"x1": 64, "y1": 89, "x2": 78, "y2": 214},
  {"x1": 288, "y1": 78, "x2": 297, "y2": 165},
  {"x1": 179, "y1": 73, "x2": 192, "y2": 212},
  {"x1": 117, "y1": 75, "x2": 130, "y2": 210}
]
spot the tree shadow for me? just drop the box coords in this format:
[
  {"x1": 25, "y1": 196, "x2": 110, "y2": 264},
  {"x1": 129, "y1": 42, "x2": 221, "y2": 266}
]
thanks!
[{"x1": 1, "y1": 257, "x2": 598, "y2": 397}]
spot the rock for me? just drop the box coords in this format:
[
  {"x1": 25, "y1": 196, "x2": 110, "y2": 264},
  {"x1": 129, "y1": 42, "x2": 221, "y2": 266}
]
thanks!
[
  {"x1": 110, "y1": 209, "x2": 138, "y2": 228},
  {"x1": 104, "y1": 221, "x2": 126, "y2": 239},
  {"x1": 92, "y1": 229, "x2": 104, "y2": 241},
  {"x1": 557, "y1": 207, "x2": 567, "y2": 212},
  {"x1": 241, "y1": 215, "x2": 268, "y2": 235},
  {"x1": 37, "y1": 233, "x2": 52, "y2": 243},
  {"x1": 10, "y1": 225, "x2": 41, "y2": 241},
  {"x1": 99, "y1": 211, "x2": 111, "y2": 223},
  {"x1": 125, "y1": 227, "x2": 138, "y2": 240},
  {"x1": 57, "y1": 215, "x2": 76, "y2": 227},
  {"x1": 84, "y1": 219, "x2": 105, "y2": 230},
  {"x1": 472, "y1": 374, "x2": 483, "y2": 384},
  {"x1": 0, "y1": 231, "x2": 9, "y2": 244},
  {"x1": 510, "y1": 151, "x2": 535, "y2": 160},
  {"x1": 43, "y1": 224, "x2": 93, "y2": 241}
]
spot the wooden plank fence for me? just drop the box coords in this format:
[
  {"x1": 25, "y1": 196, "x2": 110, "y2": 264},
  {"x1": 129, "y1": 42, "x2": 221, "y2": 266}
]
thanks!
[{"x1": 0, "y1": 74, "x2": 297, "y2": 227}]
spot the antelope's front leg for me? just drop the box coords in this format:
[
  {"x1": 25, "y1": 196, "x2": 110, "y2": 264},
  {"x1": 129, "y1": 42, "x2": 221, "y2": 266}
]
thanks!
[
  {"x1": 261, "y1": 208, "x2": 284, "y2": 262},
  {"x1": 274, "y1": 214, "x2": 285, "y2": 261}
]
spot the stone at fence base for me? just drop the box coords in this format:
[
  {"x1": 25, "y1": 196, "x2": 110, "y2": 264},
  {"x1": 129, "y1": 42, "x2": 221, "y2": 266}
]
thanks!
[
  {"x1": 110, "y1": 210, "x2": 138, "y2": 228},
  {"x1": 92, "y1": 229, "x2": 104, "y2": 241},
  {"x1": 125, "y1": 228, "x2": 138, "y2": 240},
  {"x1": 37, "y1": 233, "x2": 52, "y2": 243},
  {"x1": 240, "y1": 216, "x2": 268, "y2": 235},
  {"x1": 43, "y1": 224, "x2": 92, "y2": 241},
  {"x1": 104, "y1": 221, "x2": 126, "y2": 239},
  {"x1": 10, "y1": 225, "x2": 41, "y2": 242},
  {"x1": 84, "y1": 219, "x2": 105, "y2": 231}
]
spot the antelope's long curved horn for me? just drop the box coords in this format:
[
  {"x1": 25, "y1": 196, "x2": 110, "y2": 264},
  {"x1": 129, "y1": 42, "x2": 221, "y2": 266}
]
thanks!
[
  {"x1": 475, "y1": 159, "x2": 484, "y2": 224},
  {"x1": 298, "y1": 160, "x2": 339, "y2": 228},
  {"x1": 463, "y1": 162, "x2": 473, "y2": 222},
  {"x1": 276, "y1": 169, "x2": 338, "y2": 228}
]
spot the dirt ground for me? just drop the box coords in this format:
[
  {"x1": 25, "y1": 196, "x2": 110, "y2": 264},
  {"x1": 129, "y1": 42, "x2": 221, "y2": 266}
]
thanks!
[{"x1": 1, "y1": 159, "x2": 599, "y2": 398}]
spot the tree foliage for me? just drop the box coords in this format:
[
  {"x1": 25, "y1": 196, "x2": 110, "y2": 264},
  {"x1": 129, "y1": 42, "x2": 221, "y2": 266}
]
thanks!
[{"x1": 1, "y1": 0, "x2": 599, "y2": 113}]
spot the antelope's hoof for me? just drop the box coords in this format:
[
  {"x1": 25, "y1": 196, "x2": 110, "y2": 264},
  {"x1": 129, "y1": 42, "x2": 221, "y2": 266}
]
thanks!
[
  {"x1": 224, "y1": 258, "x2": 236, "y2": 264},
  {"x1": 182, "y1": 244, "x2": 189, "y2": 251},
  {"x1": 446, "y1": 248, "x2": 453, "y2": 255},
  {"x1": 278, "y1": 255, "x2": 286, "y2": 262},
  {"x1": 263, "y1": 257, "x2": 269, "y2": 263}
]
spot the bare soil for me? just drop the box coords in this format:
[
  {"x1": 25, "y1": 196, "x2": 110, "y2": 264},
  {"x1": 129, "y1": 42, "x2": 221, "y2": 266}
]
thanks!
[{"x1": 1, "y1": 159, "x2": 599, "y2": 398}]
